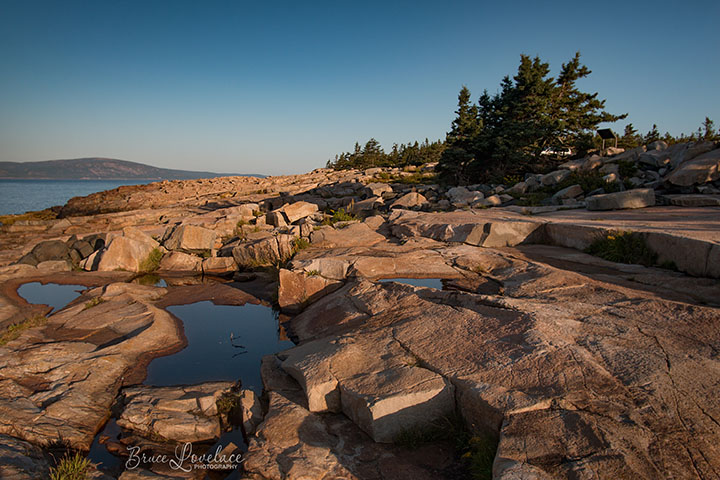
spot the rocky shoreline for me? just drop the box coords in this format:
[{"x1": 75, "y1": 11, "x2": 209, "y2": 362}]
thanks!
[{"x1": 0, "y1": 141, "x2": 719, "y2": 479}]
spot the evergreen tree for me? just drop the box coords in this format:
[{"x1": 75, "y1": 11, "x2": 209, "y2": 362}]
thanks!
[
  {"x1": 439, "y1": 52, "x2": 625, "y2": 182},
  {"x1": 619, "y1": 123, "x2": 641, "y2": 148},
  {"x1": 644, "y1": 124, "x2": 660, "y2": 143},
  {"x1": 702, "y1": 117, "x2": 716, "y2": 140},
  {"x1": 438, "y1": 86, "x2": 482, "y2": 183}
]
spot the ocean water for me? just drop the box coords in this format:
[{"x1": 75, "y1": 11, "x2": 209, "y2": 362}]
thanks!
[{"x1": 0, "y1": 179, "x2": 152, "y2": 216}]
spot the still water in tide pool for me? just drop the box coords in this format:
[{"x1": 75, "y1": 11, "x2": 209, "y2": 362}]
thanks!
[
  {"x1": 16, "y1": 282, "x2": 85, "y2": 312},
  {"x1": 144, "y1": 301, "x2": 294, "y2": 393}
]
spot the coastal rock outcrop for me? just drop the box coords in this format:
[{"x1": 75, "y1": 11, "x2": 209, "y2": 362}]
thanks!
[
  {"x1": 0, "y1": 283, "x2": 182, "y2": 449},
  {"x1": 117, "y1": 382, "x2": 233, "y2": 443}
]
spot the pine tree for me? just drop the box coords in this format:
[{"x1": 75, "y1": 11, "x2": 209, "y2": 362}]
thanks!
[
  {"x1": 644, "y1": 124, "x2": 660, "y2": 143},
  {"x1": 439, "y1": 52, "x2": 625, "y2": 182},
  {"x1": 702, "y1": 117, "x2": 716, "y2": 140},
  {"x1": 619, "y1": 123, "x2": 640, "y2": 148},
  {"x1": 438, "y1": 86, "x2": 481, "y2": 183}
]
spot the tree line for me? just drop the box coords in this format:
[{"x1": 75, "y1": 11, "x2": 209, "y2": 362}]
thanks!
[
  {"x1": 328, "y1": 52, "x2": 717, "y2": 185},
  {"x1": 615, "y1": 117, "x2": 718, "y2": 149},
  {"x1": 327, "y1": 138, "x2": 445, "y2": 170}
]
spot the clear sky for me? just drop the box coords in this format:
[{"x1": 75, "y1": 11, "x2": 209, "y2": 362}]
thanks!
[{"x1": 1, "y1": 0, "x2": 718, "y2": 176}]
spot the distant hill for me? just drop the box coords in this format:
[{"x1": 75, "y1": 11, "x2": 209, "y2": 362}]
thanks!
[{"x1": 0, "y1": 158, "x2": 264, "y2": 180}]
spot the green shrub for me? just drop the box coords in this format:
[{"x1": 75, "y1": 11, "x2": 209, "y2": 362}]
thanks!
[
  {"x1": 617, "y1": 159, "x2": 638, "y2": 178},
  {"x1": 370, "y1": 172, "x2": 438, "y2": 185},
  {"x1": 217, "y1": 392, "x2": 241, "y2": 415},
  {"x1": 293, "y1": 237, "x2": 311, "y2": 251},
  {"x1": 463, "y1": 433, "x2": 499, "y2": 480},
  {"x1": 321, "y1": 208, "x2": 357, "y2": 226},
  {"x1": 584, "y1": 231, "x2": 658, "y2": 266},
  {"x1": 139, "y1": 248, "x2": 164, "y2": 272},
  {"x1": 394, "y1": 413, "x2": 498, "y2": 479},
  {"x1": 49, "y1": 452, "x2": 90, "y2": 480},
  {"x1": 0, "y1": 315, "x2": 47, "y2": 346},
  {"x1": 82, "y1": 297, "x2": 105, "y2": 310}
]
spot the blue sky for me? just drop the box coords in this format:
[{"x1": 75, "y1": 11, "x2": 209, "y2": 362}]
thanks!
[{"x1": 1, "y1": 0, "x2": 718, "y2": 175}]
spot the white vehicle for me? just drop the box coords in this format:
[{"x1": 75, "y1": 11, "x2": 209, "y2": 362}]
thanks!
[{"x1": 540, "y1": 147, "x2": 573, "y2": 157}]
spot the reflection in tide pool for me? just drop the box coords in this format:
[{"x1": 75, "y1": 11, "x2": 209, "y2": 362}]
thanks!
[
  {"x1": 379, "y1": 278, "x2": 445, "y2": 289},
  {"x1": 144, "y1": 301, "x2": 293, "y2": 393},
  {"x1": 17, "y1": 282, "x2": 85, "y2": 313}
]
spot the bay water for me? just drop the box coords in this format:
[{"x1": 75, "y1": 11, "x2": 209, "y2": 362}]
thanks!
[{"x1": 0, "y1": 179, "x2": 152, "y2": 216}]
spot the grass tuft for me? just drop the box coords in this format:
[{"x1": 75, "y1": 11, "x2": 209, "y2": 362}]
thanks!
[
  {"x1": 584, "y1": 231, "x2": 658, "y2": 266},
  {"x1": 49, "y1": 452, "x2": 91, "y2": 480},
  {"x1": 0, "y1": 315, "x2": 47, "y2": 346}
]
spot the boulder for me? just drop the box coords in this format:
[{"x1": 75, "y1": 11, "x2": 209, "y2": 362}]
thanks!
[
  {"x1": 158, "y1": 251, "x2": 202, "y2": 273},
  {"x1": 281, "y1": 201, "x2": 319, "y2": 224},
  {"x1": 310, "y1": 223, "x2": 385, "y2": 248},
  {"x1": 162, "y1": 224, "x2": 216, "y2": 253},
  {"x1": 540, "y1": 170, "x2": 572, "y2": 186},
  {"x1": 280, "y1": 330, "x2": 456, "y2": 443},
  {"x1": 36, "y1": 260, "x2": 71, "y2": 272},
  {"x1": 117, "y1": 382, "x2": 232, "y2": 443},
  {"x1": 225, "y1": 203, "x2": 259, "y2": 217},
  {"x1": 638, "y1": 150, "x2": 671, "y2": 168},
  {"x1": 668, "y1": 195, "x2": 720, "y2": 207},
  {"x1": 231, "y1": 234, "x2": 295, "y2": 268},
  {"x1": 647, "y1": 140, "x2": 668, "y2": 151},
  {"x1": 30, "y1": 240, "x2": 70, "y2": 263},
  {"x1": 605, "y1": 146, "x2": 645, "y2": 163},
  {"x1": 237, "y1": 389, "x2": 263, "y2": 435},
  {"x1": 96, "y1": 235, "x2": 159, "y2": 272},
  {"x1": 363, "y1": 182, "x2": 393, "y2": 198},
  {"x1": 349, "y1": 196, "x2": 383, "y2": 215},
  {"x1": 79, "y1": 250, "x2": 101, "y2": 271},
  {"x1": 581, "y1": 154, "x2": 603, "y2": 171},
  {"x1": 478, "y1": 195, "x2": 502, "y2": 207},
  {"x1": 390, "y1": 192, "x2": 428, "y2": 210},
  {"x1": 666, "y1": 148, "x2": 720, "y2": 186},
  {"x1": 265, "y1": 210, "x2": 288, "y2": 227},
  {"x1": 586, "y1": 189, "x2": 655, "y2": 211},
  {"x1": 603, "y1": 173, "x2": 619, "y2": 183},
  {"x1": 552, "y1": 184, "x2": 583, "y2": 202},
  {"x1": 202, "y1": 256, "x2": 238, "y2": 275},
  {"x1": 70, "y1": 240, "x2": 94, "y2": 259},
  {"x1": 506, "y1": 181, "x2": 528, "y2": 195},
  {"x1": 446, "y1": 186, "x2": 484, "y2": 206},
  {"x1": 278, "y1": 269, "x2": 343, "y2": 313},
  {"x1": 600, "y1": 163, "x2": 619, "y2": 175},
  {"x1": 558, "y1": 159, "x2": 585, "y2": 171}
]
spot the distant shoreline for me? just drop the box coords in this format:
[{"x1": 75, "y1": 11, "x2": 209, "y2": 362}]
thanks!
[{"x1": 0, "y1": 174, "x2": 266, "y2": 181}]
